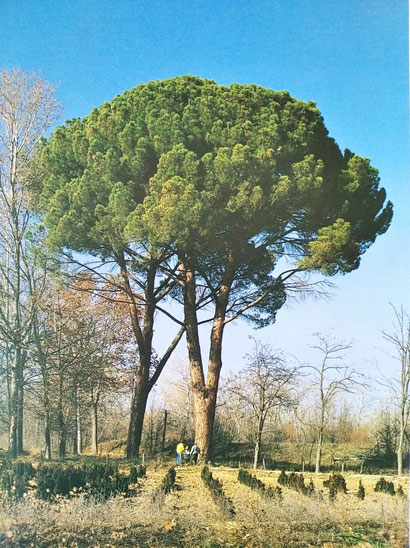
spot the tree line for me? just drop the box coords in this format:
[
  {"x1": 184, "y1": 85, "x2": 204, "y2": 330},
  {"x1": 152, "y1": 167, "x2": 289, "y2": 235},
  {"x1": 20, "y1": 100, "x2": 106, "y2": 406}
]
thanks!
[{"x1": 1, "y1": 69, "x2": 404, "y2": 473}]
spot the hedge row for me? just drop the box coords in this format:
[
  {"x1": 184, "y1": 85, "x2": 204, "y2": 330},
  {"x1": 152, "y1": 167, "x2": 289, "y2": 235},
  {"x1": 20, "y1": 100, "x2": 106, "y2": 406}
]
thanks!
[
  {"x1": 277, "y1": 470, "x2": 315, "y2": 497},
  {"x1": 201, "y1": 466, "x2": 235, "y2": 519},
  {"x1": 237, "y1": 469, "x2": 282, "y2": 502},
  {"x1": 151, "y1": 466, "x2": 176, "y2": 502},
  {"x1": 0, "y1": 460, "x2": 143, "y2": 501}
]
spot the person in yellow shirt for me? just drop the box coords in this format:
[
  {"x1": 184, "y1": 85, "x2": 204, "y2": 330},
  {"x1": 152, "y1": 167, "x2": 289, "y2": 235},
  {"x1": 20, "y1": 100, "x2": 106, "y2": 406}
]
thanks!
[{"x1": 176, "y1": 442, "x2": 185, "y2": 465}]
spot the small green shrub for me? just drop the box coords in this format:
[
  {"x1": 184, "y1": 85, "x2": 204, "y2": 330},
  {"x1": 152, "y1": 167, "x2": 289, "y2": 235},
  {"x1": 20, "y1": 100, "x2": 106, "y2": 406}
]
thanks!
[
  {"x1": 357, "y1": 480, "x2": 365, "y2": 500},
  {"x1": 396, "y1": 484, "x2": 405, "y2": 497},
  {"x1": 374, "y1": 477, "x2": 395, "y2": 496},
  {"x1": 323, "y1": 473, "x2": 347, "y2": 495},
  {"x1": 277, "y1": 470, "x2": 288, "y2": 486},
  {"x1": 305, "y1": 478, "x2": 315, "y2": 496}
]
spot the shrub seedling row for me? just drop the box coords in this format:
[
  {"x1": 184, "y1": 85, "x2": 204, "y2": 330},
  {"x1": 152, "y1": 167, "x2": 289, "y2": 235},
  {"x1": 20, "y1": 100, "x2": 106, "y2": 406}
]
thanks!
[
  {"x1": 201, "y1": 466, "x2": 235, "y2": 519},
  {"x1": 237, "y1": 469, "x2": 282, "y2": 502}
]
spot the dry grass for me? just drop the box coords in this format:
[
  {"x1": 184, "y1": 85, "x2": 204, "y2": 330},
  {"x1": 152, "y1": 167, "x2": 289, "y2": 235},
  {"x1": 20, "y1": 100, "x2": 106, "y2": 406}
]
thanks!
[{"x1": 0, "y1": 466, "x2": 408, "y2": 547}]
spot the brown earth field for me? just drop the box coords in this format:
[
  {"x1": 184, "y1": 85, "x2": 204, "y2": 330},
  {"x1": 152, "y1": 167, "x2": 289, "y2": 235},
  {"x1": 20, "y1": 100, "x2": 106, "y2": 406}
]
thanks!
[{"x1": 0, "y1": 465, "x2": 407, "y2": 548}]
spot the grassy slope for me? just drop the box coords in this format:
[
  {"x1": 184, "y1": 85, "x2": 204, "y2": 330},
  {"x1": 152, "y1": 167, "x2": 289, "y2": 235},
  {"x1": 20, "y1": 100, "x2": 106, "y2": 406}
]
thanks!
[{"x1": 0, "y1": 465, "x2": 407, "y2": 547}]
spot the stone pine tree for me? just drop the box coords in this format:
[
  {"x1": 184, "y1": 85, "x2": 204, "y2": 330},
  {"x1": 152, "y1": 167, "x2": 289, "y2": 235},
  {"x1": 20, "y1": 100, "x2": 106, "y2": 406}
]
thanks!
[{"x1": 38, "y1": 76, "x2": 392, "y2": 461}]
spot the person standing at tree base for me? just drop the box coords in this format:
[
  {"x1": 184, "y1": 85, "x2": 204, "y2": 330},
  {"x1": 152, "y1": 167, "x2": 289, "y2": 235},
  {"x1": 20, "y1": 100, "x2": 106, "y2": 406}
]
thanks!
[
  {"x1": 190, "y1": 443, "x2": 200, "y2": 464},
  {"x1": 176, "y1": 441, "x2": 184, "y2": 465}
]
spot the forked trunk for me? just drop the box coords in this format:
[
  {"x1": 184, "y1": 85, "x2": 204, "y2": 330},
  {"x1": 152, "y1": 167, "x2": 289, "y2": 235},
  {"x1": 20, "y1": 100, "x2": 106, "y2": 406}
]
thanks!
[
  {"x1": 181, "y1": 256, "x2": 233, "y2": 463},
  {"x1": 192, "y1": 386, "x2": 218, "y2": 462}
]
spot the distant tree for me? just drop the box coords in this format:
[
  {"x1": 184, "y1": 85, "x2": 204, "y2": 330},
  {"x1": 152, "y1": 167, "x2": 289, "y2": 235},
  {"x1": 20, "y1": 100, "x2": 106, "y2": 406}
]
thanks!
[
  {"x1": 303, "y1": 334, "x2": 364, "y2": 473},
  {"x1": 0, "y1": 69, "x2": 62, "y2": 456},
  {"x1": 229, "y1": 340, "x2": 297, "y2": 469},
  {"x1": 382, "y1": 306, "x2": 410, "y2": 476},
  {"x1": 39, "y1": 76, "x2": 392, "y2": 460}
]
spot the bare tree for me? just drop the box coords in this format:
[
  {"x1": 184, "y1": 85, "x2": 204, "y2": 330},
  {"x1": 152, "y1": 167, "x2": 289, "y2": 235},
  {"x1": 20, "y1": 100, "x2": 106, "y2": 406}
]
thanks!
[
  {"x1": 304, "y1": 334, "x2": 364, "y2": 473},
  {"x1": 229, "y1": 339, "x2": 298, "y2": 469},
  {"x1": 382, "y1": 306, "x2": 410, "y2": 476},
  {"x1": 0, "y1": 69, "x2": 61, "y2": 456}
]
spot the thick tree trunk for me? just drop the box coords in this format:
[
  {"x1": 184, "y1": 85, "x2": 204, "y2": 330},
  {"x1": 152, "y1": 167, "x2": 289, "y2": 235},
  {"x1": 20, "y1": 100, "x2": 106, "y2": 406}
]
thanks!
[
  {"x1": 125, "y1": 367, "x2": 150, "y2": 458},
  {"x1": 181, "y1": 256, "x2": 233, "y2": 462},
  {"x1": 192, "y1": 386, "x2": 218, "y2": 463}
]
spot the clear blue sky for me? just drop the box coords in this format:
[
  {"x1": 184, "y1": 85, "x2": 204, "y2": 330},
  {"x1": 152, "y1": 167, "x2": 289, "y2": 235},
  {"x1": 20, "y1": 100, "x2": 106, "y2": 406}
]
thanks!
[{"x1": 1, "y1": 1, "x2": 409, "y2": 387}]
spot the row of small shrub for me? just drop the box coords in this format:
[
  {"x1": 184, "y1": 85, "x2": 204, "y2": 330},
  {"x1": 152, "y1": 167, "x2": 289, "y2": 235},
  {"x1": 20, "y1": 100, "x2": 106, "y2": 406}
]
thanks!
[
  {"x1": 201, "y1": 466, "x2": 235, "y2": 518},
  {"x1": 158, "y1": 466, "x2": 176, "y2": 494},
  {"x1": 1, "y1": 460, "x2": 145, "y2": 502},
  {"x1": 129, "y1": 464, "x2": 146, "y2": 483},
  {"x1": 237, "y1": 469, "x2": 282, "y2": 502},
  {"x1": 277, "y1": 470, "x2": 315, "y2": 497},
  {"x1": 374, "y1": 477, "x2": 405, "y2": 497},
  {"x1": 151, "y1": 466, "x2": 176, "y2": 502},
  {"x1": 37, "y1": 461, "x2": 136, "y2": 501}
]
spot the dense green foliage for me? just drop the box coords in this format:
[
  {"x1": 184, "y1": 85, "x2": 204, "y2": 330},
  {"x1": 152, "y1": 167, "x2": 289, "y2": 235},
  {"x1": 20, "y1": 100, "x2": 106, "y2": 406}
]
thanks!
[
  {"x1": 0, "y1": 460, "x2": 36, "y2": 500},
  {"x1": 237, "y1": 468, "x2": 282, "y2": 501},
  {"x1": 374, "y1": 477, "x2": 395, "y2": 496},
  {"x1": 277, "y1": 470, "x2": 316, "y2": 497},
  {"x1": 201, "y1": 466, "x2": 235, "y2": 518},
  {"x1": 38, "y1": 75, "x2": 392, "y2": 328},
  {"x1": 129, "y1": 464, "x2": 146, "y2": 483},
  {"x1": 35, "y1": 462, "x2": 132, "y2": 501},
  {"x1": 323, "y1": 473, "x2": 347, "y2": 500}
]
